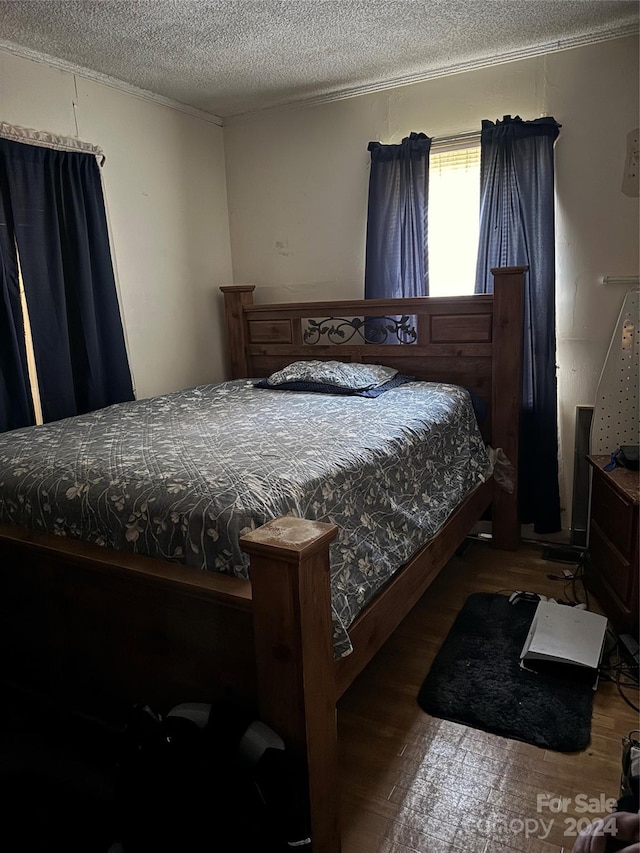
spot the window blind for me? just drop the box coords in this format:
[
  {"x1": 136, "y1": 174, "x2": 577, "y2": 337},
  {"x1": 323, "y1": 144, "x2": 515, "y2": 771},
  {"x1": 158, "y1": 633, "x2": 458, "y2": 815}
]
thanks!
[{"x1": 428, "y1": 142, "x2": 481, "y2": 297}]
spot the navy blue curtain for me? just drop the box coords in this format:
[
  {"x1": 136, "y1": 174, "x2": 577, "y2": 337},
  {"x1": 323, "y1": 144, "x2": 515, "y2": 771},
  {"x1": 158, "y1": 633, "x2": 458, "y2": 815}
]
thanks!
[
  {"x1": 475, "y1": 115, "x2": 562, "y2": 534},
  {"x1": 0, "y1": 163, "x2": 34, "y2": 432},
  {"x1": 365, "y1": 132, "x2": 432, "y2": 299},
  {"x1": 0, "y1": 138, "x2": 134, "y2": 423}
]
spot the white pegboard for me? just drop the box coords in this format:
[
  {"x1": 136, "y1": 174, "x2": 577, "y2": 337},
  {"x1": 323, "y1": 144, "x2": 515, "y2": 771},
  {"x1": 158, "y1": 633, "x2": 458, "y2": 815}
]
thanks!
[{"x1": 590, "y1": 287, "x2": 640, "y2": 454}]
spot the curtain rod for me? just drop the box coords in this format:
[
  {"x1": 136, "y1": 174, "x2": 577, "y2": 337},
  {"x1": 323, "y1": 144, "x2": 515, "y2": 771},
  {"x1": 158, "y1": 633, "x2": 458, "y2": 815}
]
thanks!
[
  {"x1": 0, "y1": 121, "x2": 105, "y2": 165},
  {"x1": 433, "y1": 130, "x2": 481, "y2": 144},
  {"x1": 431, "y1": 130, "x2": 481, "y2": 151}
]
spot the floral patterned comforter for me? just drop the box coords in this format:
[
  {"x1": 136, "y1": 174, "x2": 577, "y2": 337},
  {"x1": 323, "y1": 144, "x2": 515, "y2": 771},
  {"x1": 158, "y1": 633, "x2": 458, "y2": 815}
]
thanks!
[{"x1": 0, "y1": 379, "x2": 492, "y2": 657}]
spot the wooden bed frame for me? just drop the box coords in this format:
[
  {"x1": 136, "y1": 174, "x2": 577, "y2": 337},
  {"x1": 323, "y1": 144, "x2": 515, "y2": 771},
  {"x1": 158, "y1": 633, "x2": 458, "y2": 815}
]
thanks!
[{"x1": 0, "y1": 266, "x2": 525, "y2": 852}]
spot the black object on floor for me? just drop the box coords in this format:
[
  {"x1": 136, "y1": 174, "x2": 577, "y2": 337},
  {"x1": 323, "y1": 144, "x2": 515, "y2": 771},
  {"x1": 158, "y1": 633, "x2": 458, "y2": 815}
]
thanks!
[
  {"x1": 113, "y1": 702, "x2": 310, "y2": 852},
  {"x1": 0, "y1": 694, "x2": 309, "y2": 853},
  {"x1": 417, "y1": 592, "x2": 595, "y2": 751},
  {"x1": 0, "y1": 707, "x2": 119, "y2": 853},
  {"x1": 0, "y1": 770, "x2": 116, "y2": 852}
]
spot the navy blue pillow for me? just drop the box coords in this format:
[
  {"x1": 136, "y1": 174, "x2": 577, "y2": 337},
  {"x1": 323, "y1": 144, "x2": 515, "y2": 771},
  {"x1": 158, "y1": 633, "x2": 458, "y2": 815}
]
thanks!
[{"x1": 253, "y1": 374, "x2": 417, "y2": 397}]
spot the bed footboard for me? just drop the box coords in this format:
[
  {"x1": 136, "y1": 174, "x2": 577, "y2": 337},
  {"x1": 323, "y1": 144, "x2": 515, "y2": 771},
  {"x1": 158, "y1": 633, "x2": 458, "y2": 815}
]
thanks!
[{"x1": 0, "y1": 518, "x2": 343, "y2": 850}]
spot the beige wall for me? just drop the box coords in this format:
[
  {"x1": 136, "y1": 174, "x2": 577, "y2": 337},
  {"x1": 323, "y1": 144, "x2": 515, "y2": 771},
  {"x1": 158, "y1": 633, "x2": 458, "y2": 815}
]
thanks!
[
  {"x1": 0, "y1": 49, "x2": 234, "y2": 400},
  {"x1": 224, "y1": 36, "x2": 640, "y2": 531}
]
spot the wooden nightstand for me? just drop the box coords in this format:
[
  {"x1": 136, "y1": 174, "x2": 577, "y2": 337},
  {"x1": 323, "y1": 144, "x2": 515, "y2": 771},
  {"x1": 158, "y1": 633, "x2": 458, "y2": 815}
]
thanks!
[{"x1": 586, "y1": 455, "x2": 639, "y2": 634}]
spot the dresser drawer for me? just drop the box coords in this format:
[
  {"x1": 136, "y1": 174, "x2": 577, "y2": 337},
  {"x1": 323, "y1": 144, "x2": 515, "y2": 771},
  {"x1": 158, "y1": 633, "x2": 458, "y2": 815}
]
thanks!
[
  {"x1": 589, "y1": 520, "x2": 633, "y2": 604},
  {"x1": 590, "y1": 472, "x2": 635, "y2": 559},
  {"x1": 587, "y1": 456, "x2": 639, "y2": 634}
]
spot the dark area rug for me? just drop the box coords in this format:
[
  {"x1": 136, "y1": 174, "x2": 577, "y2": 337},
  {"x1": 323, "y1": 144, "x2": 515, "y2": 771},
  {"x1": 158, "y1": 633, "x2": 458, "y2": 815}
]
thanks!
[{"x1": 417, "y1": 592, "x2": 595, "y2": 751}]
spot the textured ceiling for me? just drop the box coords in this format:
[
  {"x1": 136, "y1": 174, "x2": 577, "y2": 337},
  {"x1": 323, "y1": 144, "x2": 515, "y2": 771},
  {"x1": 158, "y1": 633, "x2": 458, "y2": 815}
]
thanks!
[{"x1": 0, "y1": 0, "x2": 638, "y2": 119}]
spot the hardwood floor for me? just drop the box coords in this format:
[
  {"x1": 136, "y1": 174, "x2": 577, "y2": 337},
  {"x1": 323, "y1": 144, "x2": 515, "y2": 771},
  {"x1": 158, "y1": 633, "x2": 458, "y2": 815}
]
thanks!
[{"x1": 337, "y1": 539, "x2": 639, "y2": 853}]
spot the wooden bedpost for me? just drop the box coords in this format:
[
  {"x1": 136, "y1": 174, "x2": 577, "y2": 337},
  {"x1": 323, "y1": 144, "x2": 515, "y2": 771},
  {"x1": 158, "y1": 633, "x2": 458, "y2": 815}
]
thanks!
[
  {"x1": 490, "y1": 265, "x2": 526, "y2": 550},
  {"x1": 220, "y1": 285, "x2": 255, "y2": 378},
  {"x1": 240, "y1": 516, "x2": 341, "y2": 853}
]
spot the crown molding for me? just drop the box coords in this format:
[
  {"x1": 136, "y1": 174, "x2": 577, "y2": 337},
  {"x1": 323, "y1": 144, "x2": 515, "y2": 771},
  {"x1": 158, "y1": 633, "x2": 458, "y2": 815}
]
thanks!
[
  {"x1": 225, "y1": 23, "x2": 638, "y2": 124},
  {"x1": 0, "y1": 38, "x2": 224, "y2": 127},
  {"x1": 1, "y1": 22, "x2": 636, "y2": 128}
]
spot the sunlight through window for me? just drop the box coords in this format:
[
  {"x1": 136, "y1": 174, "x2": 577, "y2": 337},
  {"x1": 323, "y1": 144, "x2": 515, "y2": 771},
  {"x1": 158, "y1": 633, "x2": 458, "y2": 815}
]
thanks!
[
  {"x1": 428, "y1": 142, "x2": 481, "y2": 297},
  {"x1": 16, "y1": 242, "x2": 44, "y2": 425}
]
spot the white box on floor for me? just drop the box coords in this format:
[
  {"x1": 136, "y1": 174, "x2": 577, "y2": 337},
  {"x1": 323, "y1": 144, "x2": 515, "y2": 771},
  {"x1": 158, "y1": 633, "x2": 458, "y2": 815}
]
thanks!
[{"x1": 520, "y1": 601, "x2": 608, "y2": 689}]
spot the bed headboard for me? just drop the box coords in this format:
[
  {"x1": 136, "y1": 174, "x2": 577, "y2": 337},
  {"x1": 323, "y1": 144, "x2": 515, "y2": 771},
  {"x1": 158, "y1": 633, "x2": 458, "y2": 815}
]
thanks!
[{"x1": 221, "y1": 266, "x2": 524, "y2": 433}]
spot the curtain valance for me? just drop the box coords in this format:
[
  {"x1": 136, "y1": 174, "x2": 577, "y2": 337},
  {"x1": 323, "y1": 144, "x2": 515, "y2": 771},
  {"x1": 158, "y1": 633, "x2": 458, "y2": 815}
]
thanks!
[{"x1": 0, "y1": 121, "x2": 105, "y2": 165}]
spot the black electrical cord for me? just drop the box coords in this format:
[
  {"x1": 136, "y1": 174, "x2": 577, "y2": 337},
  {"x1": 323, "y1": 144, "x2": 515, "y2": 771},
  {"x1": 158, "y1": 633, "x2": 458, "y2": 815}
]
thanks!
[
  {"x1": 616, "y1": 668, "x2": 640, "y2": 714},
  {"x1": 599, "y1": 627, "x2": 640, "y2": 712},
  {"x1": 569, "y1": 552, "x2": 589, "y2": 609},
  {"x1": 543, "y1": 551, "x2": 640, "y2": 718},
  {"x1": 604, "y1": 626, "x2": 621, "y2": 659},
  {"x1": 545, "y1": 552, "x2": 590, "y2": 608},
  {"x1": 600, "y1": 671, "x2": 640, "y2": 687}
]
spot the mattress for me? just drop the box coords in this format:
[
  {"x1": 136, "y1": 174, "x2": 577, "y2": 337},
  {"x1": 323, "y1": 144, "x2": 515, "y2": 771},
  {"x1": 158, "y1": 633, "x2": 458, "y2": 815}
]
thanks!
[{"x1": 0, "y1": 379, "x2": 492, "y2": 656}]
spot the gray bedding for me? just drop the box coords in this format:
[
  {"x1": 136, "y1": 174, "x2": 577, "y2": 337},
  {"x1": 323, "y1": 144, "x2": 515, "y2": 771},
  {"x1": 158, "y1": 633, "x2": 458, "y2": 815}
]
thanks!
[{"x1": 0, "y1": 379, "x2": 492, "y2": 657}]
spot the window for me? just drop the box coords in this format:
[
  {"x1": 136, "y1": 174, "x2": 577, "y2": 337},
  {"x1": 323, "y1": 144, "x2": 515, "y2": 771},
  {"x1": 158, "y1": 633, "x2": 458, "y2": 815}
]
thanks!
[{"x1": 427, "y1": 140, "x2": 480, "y2": 297}]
